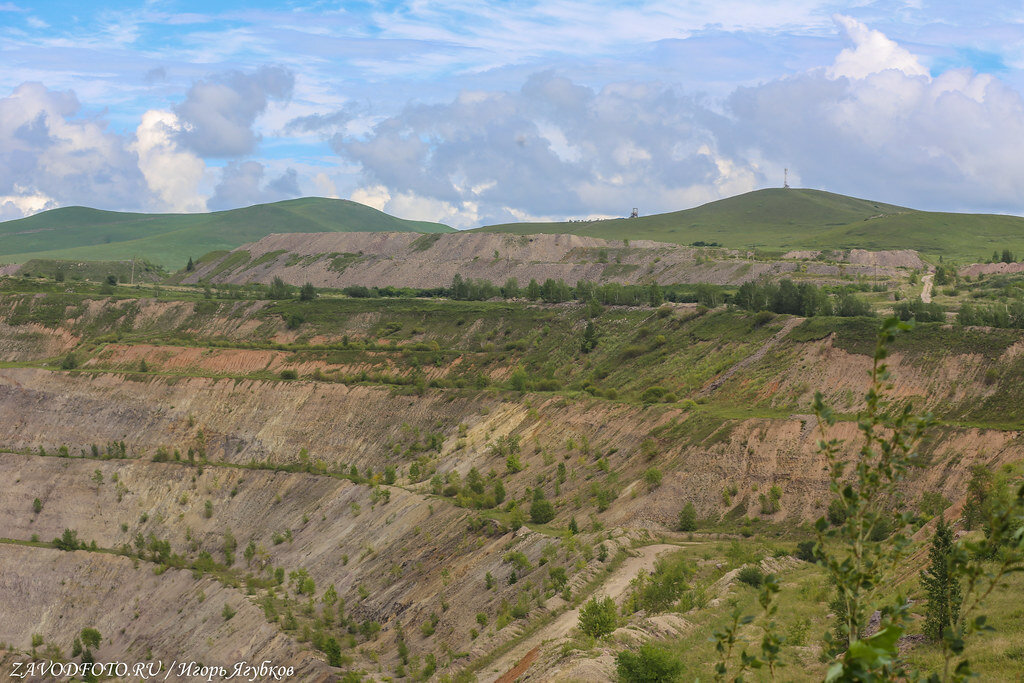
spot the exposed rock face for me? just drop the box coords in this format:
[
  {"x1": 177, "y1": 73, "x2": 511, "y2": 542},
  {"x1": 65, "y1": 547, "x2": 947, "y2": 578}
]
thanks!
[
  {"x1": 781, "y1": 248, "x2": 926, "y2": 269},
  {"x1": 959, "y1": 261, "x2": 1024, "y2": 277},
  {"x1": 185, "y1": 232, "x2": 918, "y2": 289},
  {"x1": 0, "y1": 544, "x2": 335, "y2": 681},
  {"x1": 781, "y1": 250, "x2": 822, "y2": 260},
  {"x1": 845, "y1": 249, "x2": 925, "y2": 268}
]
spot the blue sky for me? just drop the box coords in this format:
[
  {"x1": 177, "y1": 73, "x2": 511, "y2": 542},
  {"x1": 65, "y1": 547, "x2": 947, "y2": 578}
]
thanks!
[{"x1": 3, "y1": 1, "x2": 1024, "y2": 226}]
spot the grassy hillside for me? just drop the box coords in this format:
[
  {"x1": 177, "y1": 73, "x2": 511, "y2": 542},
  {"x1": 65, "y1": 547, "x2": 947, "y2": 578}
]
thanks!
[
  {"x1": 475, "y1": 188, "x2": 1024, "y2": 259},
  {"x1": 14, "y1": 258, "x2": 165, "y2": 283},
  {"x1": 0, "y1": 197, "x2": 454, "y2": 269}
]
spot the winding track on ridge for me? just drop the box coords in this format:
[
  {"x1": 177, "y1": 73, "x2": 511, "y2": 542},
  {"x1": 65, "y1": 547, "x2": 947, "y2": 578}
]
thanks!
[
  {"x1": 483, "y1": 543, "x2": 681, "y2": 683},
  {"x1": 699, "y1": 317, "x2": 803, "y2": 397},
  {"x1": 921, "y1": 272, "x2": 934, "y2": 303}
]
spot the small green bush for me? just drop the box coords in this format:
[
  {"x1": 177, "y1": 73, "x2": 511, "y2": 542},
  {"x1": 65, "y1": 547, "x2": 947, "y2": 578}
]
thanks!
[
  {"x1": 736, "y1": 565, "x2": 764, "y2": 588},
  {"x1": 615, "y1": 642, "x2": 685, "y2": 682},
  {"x1": 919, "y1": 491, "x2": 950, "y2": 519},
  {"x1": 53, "y1": 528, "x2": 79, "y2": 551},
  {"x1": 578, "y1": 596, "x2": 617, "y2": 638},
  {"x1": 549, "y1": 566, "x2": 568, "y2": 590},
  {"x1": 827, "y1": 498, "x2": 847, "y2": 526},
  {"x1": 794, "y1": 540, "x2": 816, "y2": 563},
  {"x1": 678, "y1": 503, "x2": 697, "y2": 532},
  {"x1": 640, "y1": 438, "x2": 658, "y2": 460},
  {"x1": 503, "y1": 551, "x2": 533, "y2": 573},
  {"x1": 80, "y1": 628, "x2": 102, "y2": 650},
  {"x1": 530, "y1": 499, "x2": 556, "y2": 524},
  {"x1": 640, "y1": 386, "x2": 667, "y2": 404}
]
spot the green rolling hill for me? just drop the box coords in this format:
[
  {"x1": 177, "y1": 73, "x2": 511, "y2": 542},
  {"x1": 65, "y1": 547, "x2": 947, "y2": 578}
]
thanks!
[
  {"x1": 4, "y1": 189, "x2": 1023, "y2": 271},
  {"x1": 0, "y1": 197, "x2": 454, "y2": 269},
  {"x1": 474, "y1": 188, "x2": 1024, "y2": 260}
]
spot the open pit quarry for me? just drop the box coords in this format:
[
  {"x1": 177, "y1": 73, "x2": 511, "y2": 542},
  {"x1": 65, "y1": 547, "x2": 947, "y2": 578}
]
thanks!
[{"x1": 0, "y1": 278, "x2": 1021, "y2": 680}]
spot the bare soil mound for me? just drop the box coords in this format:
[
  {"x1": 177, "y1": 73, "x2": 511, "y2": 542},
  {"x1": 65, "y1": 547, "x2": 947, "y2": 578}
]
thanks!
[
  {"x1": 959, "y1": 261, "x2": 1024, "y2": 277},
  {"x1": 185, "y1": 232, "x2": 920, "y2": 289}
]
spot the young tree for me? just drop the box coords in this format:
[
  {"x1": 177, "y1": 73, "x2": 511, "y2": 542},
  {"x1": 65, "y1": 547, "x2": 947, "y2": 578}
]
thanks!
[
  {"x1": 578, "y1": 597, "x2": 617, "y2": 638},
  {"x1": 921, "y1": 517, "x2": 962, "y2": 642},
  {"x1": 648, "y1": 282, "x2": 664, "y2": 307},
  {"x1": 299, "y1": 282, "x2": 317, "y2": 301},
  {"x1": 243, "y1": 540, "x2": 257, "y2": 567},
  {"x1": 450, "y1": 273, "x2": 468, "y2": 300},
  {"x1": 465, "y1": 467, "x2": 484, "y2": 494},
  {"x1": 501, "y1": 277, "x2": 520, "y2": 298},
  {"x1": 54, "y1": 528, "x2": 79, "y2": 551},
  {"x1": 530, "y1": 496, "x2": 556, "y2": 524},
  {"x1": 526, "y1": 278, "x2": 541, "y2": 301},
  {"x1": 644, "y1": 467, "x2": 663, "y2": 490},
  {"x1": 678, "y1": 502, "x2": 697, "y2": 532},
  {"x1": 223, "y1": 529, "x2": 237, "y2": 566},
  {"x1": 323, "y1": 636, "x2": 342, "y2": 666},
  {"x1": 80, "y1": 628, "x2": 102, "y2": 650},
  {"x1": 268, "y1": 276, "x2": 292, "y2": 300},
  {"x1": 962, "y1": 465, "x2": 994, "y2": 530},
  {"x1": 580, "y1": 321, "x2": 599, "y2": 353}
]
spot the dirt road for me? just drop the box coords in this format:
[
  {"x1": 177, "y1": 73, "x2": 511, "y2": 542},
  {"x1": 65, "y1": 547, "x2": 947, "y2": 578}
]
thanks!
[
  {"x1": 481, "y1": 543, "x2": 681, "y2": 683},
  {"x1": 921, "y1": 272, "x2": 934, "y2": 303},
  {"x1": 700, "y1": 317, "x2": 802, "y2": 396}
]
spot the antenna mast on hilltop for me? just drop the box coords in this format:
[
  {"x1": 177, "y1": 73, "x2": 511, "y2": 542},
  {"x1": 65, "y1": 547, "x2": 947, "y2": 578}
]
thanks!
[{"x1": 784, "y1": 169, "x2": 790, "y2": 189}]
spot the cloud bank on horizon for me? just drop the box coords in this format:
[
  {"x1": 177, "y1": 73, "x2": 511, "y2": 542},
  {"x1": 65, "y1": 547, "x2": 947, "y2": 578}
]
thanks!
[{"x1": 2, "y1": 0, "x2": 1024, "y2": 227}]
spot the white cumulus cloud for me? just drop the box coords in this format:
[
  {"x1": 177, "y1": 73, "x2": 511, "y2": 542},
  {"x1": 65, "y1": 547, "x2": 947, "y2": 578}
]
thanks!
[
  {"x1": 131, "y1": 110, "x2": 207, "y2": 213},
  {"x1": 175, "y1": 65, "x2": 295, "y2": 158},
  {"x1": 0, "y1": 82, "x2": 147, "y2": 217},
  {"x1": 0, "y1": 189, "x2": 56, "y2": 219},
  {"x1": 827, "y1": 14, "x2": 929, "y2": 80}
]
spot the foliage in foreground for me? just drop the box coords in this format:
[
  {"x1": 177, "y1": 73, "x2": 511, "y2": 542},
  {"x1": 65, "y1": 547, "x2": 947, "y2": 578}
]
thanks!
[
  {"x1": 809, "y1": 318, "x2": 1024, "y2": 682},
  {"x1": 700, "y1": 317, "x2": 1024, "y2": 682}
]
